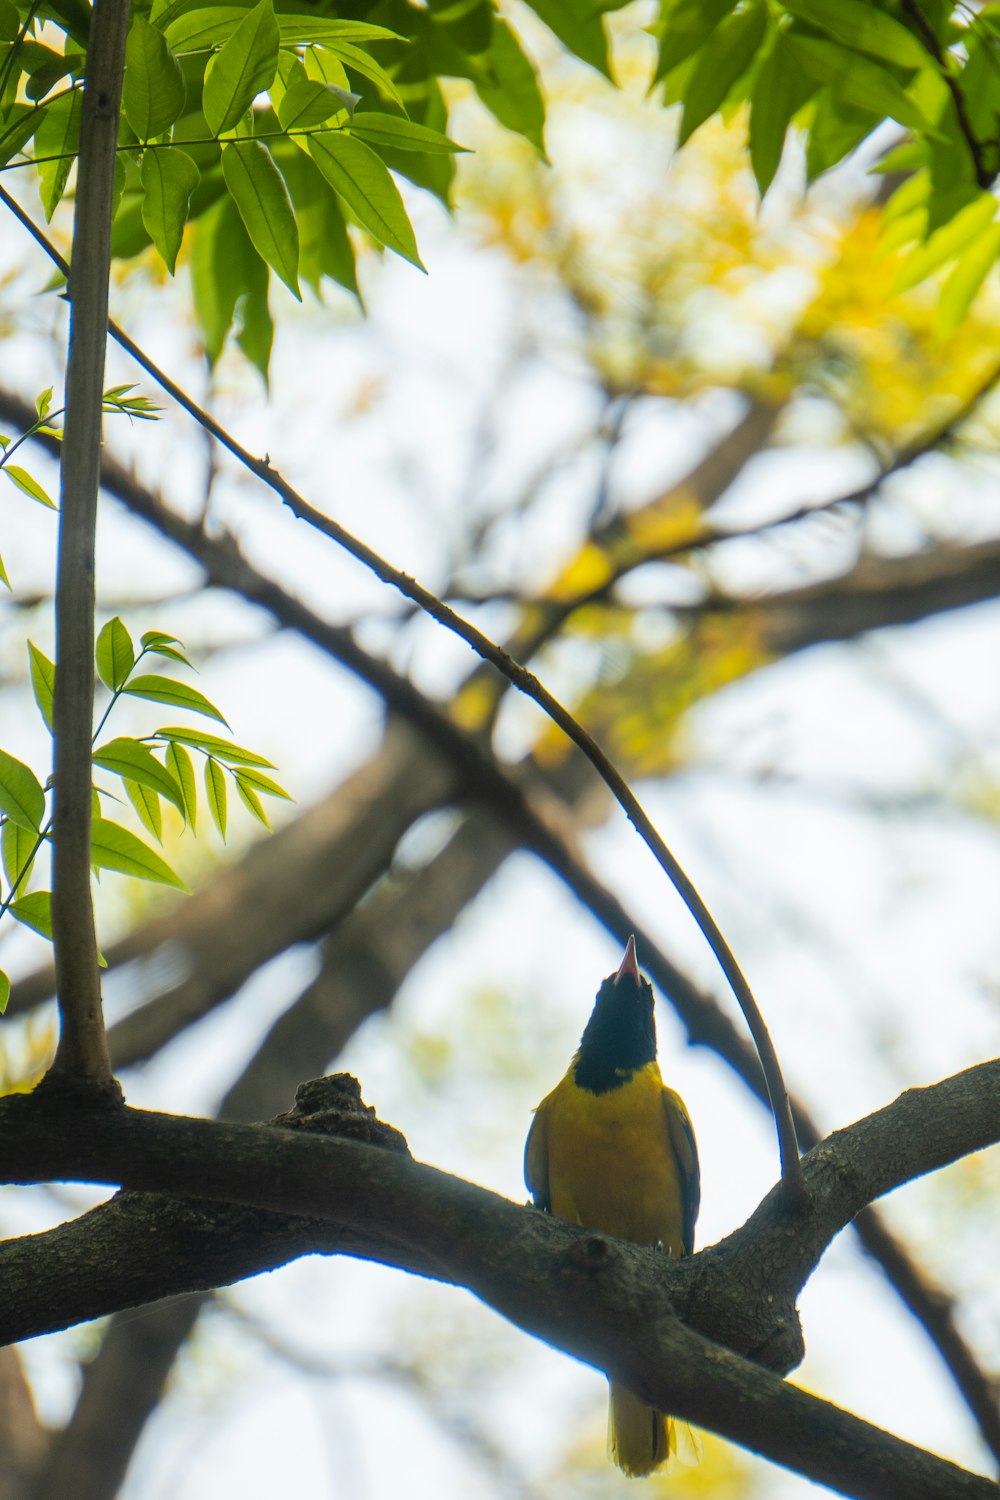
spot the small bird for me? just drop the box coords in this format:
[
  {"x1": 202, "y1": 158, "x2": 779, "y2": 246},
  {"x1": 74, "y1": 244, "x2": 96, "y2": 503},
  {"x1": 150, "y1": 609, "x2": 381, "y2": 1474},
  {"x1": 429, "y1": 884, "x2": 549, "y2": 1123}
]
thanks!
[{"x1": 524, "y1": 935, "x2": 700, "y2": 1477}]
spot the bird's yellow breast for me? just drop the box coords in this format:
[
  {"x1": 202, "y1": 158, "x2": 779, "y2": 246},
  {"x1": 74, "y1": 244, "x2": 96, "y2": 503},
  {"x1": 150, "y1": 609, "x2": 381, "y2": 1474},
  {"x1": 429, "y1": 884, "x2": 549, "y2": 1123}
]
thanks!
[{"x1": 532, "y1": 1061, "x2": 685, "y2": 1253}]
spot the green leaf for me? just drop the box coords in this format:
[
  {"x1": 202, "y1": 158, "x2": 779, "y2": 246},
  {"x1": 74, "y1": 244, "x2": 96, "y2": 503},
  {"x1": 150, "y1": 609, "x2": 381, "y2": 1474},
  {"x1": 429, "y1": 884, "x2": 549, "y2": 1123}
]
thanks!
[
  {"x1": 91, "y1": 817, "x2": 188, "y2": 888},
  {"x1": 893, "y1": 193, "x2": 998, "y2": 291},
  {"x1": 144, "y1": 642, "x2": 194, "y2": 668},
  {"x1": 320, "y1": 40, "x2": 404, "y2": 110},
  {"x1": 166, "y1": 10, "x2": 396, "y2": 51},
  {"x1": 190, "y1": 193, "x2": 272, "y2": 369},
  {"x1": 652, "y1": 0, "x2": 734, "y2": 80},
  {"x1": 0, "y1": 968, "x2": 9, "y2": 1014},
  {"x1": 154, "y1": 726, "x2": 275, "y2": 765},
  {"x1": 3, "y1": 464, "x2": 56, "y2": 508},
  {"x1": 804, "y1": 87, "x2": 876, "y2": 181},
  {"x1": 204, "y1": 756, "x2": 227, "y2": 838},
  {"x1": 10, "y1": 890, "x2": 53, "y2": 940},
  {"x1": 23, "y1": 45, "x2": 78, "y2": 102},
  {"x1": 190, "y1": 195, "x2": 242, "y2": 362},
  {"x1": 937, "y1": 222, "x2": 1000, "y2": 336},
  {"x1": 230, "y1": 764, "x2": 292, "y2": 800},
  {"x1": 781, "y1": 0, "x2": 928, "y2": 70},
  {"x1": 308, "y1": 131, "x2": 423, "y2": 268},
  {"x1": 123, "y1": 15, "x2": 186, "y2": 139},
  {"x1": 234, "y1": 772, "x2": 268, "y2": 826},
  {"x1": 2, "y1": 818, "x2": 39, "y2": 888},
  {"x1": 164, "y1": 5, "x2": 245, "y2": 50},
  {"x1": 35, "y1": 387, "x2": 53, "y2": 419},
  {"x1": 39, "y1": 0, "x2": 92, "y2": 45},
  {"x1": 202, "y1": 0, "x2": 279, "y2": 135},
  {"x1": 34, "y1": 87, "x2": 82, "y2": 219},
  {"x1": 93, "y1": 736, "x2": 185, "y2": 812},
  {"x1": 234, "y1": 243, "x2": 273, "y2": 378},
  {"x1": 678, "y1": 1, "x2": 766, "y2": 146},
  {"x1": 27, "y1": 642, "x2": 54, "y2": 733},
  {"x1": 222, "y1": 140, "x2": 300, "y2": 297},
  {"x1": 95, "y1": 615, "x2": 135, "y2": 692},
  {"x1": 471, "y1": 19, "x2": 545, "y2": 153},
  {"x1": 122, "y1": 673, "x2": 230, "y2": 724},
  {"x1": 749, "y1": 33, "x2": 815, "y2": 195},
  {"x1": 166, "y1": 739, "x2": 197, "y2": 828},
  {"x1": 349, "y1": 112, "x2": 466, "y2": 155},
  {"x1": 279, "y1": 148, "x2": 359, "y2": 299},
  {"x1": 522, "y1": 0, "x2": 609, "y2": 76},
  {"x1": 279, "y1": 17, "x2": 400, "y2": 45},
  {"x1": 0, "y1": 0, "x2": 18, "y2": 41},
  {"x1": 0, "y1": 748, "x2": 46, "y2": 833},
  {"x1": 103, "y1": 383, "x2": 162, "y2": 418},
  {"x1": 786, "y1": 32, "x2": 931, "y2": 133},
  {"x1": 302, "y1": 43, "x2": 355, "y2": 93},
  {"x1": 0, "y1": 104, "x2": 46, "y2": 169},
  {"x1": 275, "y1": 59, "x2": 349, "y2": 130},
  {"x1": 141, "y1": 145, "x2": 200, "y2": 273},
  {"x1": 0, "y1": 552, "x2": 9, "y2": 590},
  {"x1": 124, "y1": 777, "x2": 164, "y2": 842},
  {"x1": 140, "y1": 629, "x2": 184, "y2": 647}
]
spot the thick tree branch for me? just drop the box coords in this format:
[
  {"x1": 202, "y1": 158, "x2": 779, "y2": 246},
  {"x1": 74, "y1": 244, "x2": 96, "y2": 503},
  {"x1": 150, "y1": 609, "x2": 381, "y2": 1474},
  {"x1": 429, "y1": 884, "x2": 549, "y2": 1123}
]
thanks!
[
  {"x1": 26, "y1": 1295, "x2": 202, "y2": 1500},
  {"x1": 0, "y1": 1064, "x2": 998, "y2": 1497},
  {"x1": 0, "y1": 1347, "x2": 47, "y2": 1500},
  {"x1": 3, "y1": 1063, "x2": 996, "y2": 1340},
  {"x1": 744, "y1": 535, "x2": 1000, "y2": 655},
  {"x1": 46, "y1": 0, "x2": 130, "y2": 1090}
]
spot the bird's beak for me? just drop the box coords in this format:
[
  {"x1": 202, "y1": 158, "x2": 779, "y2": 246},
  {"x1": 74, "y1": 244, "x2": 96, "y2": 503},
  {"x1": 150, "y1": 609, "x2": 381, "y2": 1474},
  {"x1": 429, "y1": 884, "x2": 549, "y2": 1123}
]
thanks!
[{"x1": 614, "y1": 934, "x2": 640, "y2": 986}]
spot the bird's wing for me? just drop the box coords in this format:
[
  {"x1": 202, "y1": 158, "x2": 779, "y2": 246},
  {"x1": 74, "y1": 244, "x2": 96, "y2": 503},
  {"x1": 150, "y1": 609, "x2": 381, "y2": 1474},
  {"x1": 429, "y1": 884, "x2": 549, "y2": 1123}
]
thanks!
[
  {"x1": 524, "y1": 1103, "x2": 551, "y2": 1211},
  {"x1": 663, "y1": 1086, "x2": 700, "y2": 1255}
]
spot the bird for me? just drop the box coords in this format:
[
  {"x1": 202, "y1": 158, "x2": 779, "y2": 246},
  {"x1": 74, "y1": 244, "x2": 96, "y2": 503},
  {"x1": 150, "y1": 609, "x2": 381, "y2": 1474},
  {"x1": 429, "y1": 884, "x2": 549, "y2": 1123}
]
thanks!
[{"x1": 524, "y1": 934, "x2": 700, "y2": 1477}]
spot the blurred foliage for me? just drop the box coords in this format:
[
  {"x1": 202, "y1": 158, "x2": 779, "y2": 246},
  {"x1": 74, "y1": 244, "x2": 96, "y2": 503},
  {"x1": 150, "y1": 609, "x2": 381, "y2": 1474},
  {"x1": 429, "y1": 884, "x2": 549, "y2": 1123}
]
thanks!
[{"x1": 0, "y1": 1008, "x2": 54, "y2": 1091}]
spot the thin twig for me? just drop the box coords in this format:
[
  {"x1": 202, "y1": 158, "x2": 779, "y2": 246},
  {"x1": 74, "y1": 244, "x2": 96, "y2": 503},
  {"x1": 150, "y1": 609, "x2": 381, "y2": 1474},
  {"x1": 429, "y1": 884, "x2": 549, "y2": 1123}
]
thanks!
[
  {"x1": 44, "y1": 0, "x2": 131, "y2": 1091},
  {"x1": 0, "y1": 184, "x2": 802, "y2": 1188},
  {"x1": 901, "y1": 0, "x2": 996, "y2": 189}
]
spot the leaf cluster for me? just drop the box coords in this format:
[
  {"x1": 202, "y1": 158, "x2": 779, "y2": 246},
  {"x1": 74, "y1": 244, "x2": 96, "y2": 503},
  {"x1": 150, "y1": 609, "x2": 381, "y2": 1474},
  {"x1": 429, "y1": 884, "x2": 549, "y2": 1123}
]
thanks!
[
  {"x1": 0, "y1": 613, "x2": 290, "y2": 1011},
  {"x1": 4, "y1": 0, "x2": 998, "y2": 372},
  {"x1": 0, "y1": 0, "x2": 622, "y2": 374},
  {"x1": 0, "y1": 382, "x2": 160, "y2": 586},
  {"x1": 654, "y1": 0, "x2": 1000, "y2": 330}
]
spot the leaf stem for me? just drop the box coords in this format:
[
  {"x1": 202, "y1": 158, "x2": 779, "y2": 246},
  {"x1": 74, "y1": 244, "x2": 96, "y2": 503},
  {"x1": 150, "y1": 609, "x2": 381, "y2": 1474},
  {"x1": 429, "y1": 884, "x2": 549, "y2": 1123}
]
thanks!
[
  {"x1": 0, "y1": 406, "x2": 65, "y2": 469},
  {"x1": 0, "y1": 119, "x2": 364, "y2": 175}
]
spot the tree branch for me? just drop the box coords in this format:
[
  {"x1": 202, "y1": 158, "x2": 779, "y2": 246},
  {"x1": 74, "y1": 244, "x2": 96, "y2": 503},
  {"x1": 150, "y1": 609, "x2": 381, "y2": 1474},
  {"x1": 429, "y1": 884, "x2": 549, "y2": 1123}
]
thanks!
[
  {"x1": 27, "y1": 1295, "x2": 202, "y2": 1500},
  {"x1": 900, "y1": 0, "x2": 996, "y2": 189},
  {"x1": 45, "y1": 0, "x2": 131, "y2": 1092},
  {"x1": 0, "y1": 1064, "x2": 998, "y2": 1498}
]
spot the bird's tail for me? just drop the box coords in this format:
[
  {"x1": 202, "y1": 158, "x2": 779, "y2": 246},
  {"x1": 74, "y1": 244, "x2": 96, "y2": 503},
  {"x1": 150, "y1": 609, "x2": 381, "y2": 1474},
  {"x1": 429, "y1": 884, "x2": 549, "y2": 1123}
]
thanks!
[{"x1": 608, "y1": 1380, "x2": 671, "y2": 1478}]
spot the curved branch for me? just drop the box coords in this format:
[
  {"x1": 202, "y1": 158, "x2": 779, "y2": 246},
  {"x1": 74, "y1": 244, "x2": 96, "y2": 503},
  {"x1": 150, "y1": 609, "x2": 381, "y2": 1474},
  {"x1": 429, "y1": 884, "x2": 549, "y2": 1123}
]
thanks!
[{"x1": 0, "y1": 192, "x2": 799, "y2": 1190}]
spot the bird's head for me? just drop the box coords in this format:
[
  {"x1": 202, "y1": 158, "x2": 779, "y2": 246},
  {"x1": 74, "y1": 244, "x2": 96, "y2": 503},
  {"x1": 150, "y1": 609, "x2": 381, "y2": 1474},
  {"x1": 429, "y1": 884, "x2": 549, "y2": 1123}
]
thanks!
[{"x1": 574, "y1": 936, "x2": 658, "y2": 1094}]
